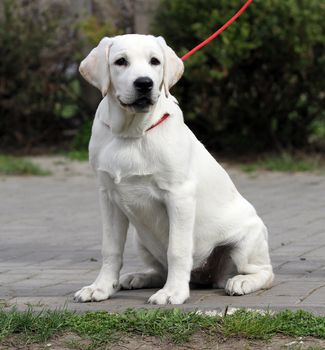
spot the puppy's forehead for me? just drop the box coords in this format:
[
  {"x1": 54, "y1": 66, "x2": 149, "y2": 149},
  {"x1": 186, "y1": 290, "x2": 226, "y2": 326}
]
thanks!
[{"x1": 110, "y1": 35, "x2": 161, "y2": 56}]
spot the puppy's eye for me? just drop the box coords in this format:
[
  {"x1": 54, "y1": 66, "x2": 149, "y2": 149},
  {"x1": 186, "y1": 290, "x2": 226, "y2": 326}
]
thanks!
[
  {"x1": 150, "y1": 57, "x2": 160, "y2": 66},
  {"x1": 114, "y1": 57, "x2": 128, "y2": 66}
]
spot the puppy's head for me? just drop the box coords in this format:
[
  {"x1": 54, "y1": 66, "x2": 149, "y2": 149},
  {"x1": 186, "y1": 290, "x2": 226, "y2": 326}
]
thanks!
[{"x1": 79, "y1": 34, "x2": 184, "y2": 113}]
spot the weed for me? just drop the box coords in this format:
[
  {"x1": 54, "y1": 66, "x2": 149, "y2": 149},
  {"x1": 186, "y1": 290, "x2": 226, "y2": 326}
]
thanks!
[
  {"x1": 241, "y1": 153, "x2": 323, "y2": 173},
  {"x1": 0, "y1": 155, "x2": 50, "y2": 176},
  {"x1": 65, "y1": 150, "x2": 89, "y2": 161},
  {"x1": 0, "y1": 308, "x2": 325, "y2": 349}
]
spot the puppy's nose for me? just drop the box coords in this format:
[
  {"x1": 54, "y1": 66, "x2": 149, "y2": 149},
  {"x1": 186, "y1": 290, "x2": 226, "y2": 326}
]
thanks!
[{"x1": 134, "y1": 77, "x2": 153, "y2": 93}]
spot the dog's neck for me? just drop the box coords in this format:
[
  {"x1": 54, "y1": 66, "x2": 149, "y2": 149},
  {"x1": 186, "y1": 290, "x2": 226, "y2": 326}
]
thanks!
[{"x1": 103, "y1": 92, "x2": 169, "y2": 138}]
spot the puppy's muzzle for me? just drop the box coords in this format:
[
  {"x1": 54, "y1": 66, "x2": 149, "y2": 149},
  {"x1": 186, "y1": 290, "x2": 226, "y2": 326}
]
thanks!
[{"x1": 119, "y1": 77, "x2": 155, "y2": 111}]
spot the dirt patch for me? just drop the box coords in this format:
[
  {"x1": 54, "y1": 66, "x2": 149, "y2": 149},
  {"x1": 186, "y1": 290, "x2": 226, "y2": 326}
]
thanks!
[
  {"x1": 1, "y1": 333, "x2": 325, "y2": 350},
  {"x1": 111, "y1": 335, "x2": 325, "y2": 350},
  {"x1": 0, "y1": 333, "x2": 90, "y2": 350},
  {"x1": 27, "y1": 156, "x2": 93, "y2": 178}
]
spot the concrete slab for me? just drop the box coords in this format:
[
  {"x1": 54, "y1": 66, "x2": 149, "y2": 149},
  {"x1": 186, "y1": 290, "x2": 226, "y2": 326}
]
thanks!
[{"x1": 1, "y1": 156, "x2": 324, "y2": 314}]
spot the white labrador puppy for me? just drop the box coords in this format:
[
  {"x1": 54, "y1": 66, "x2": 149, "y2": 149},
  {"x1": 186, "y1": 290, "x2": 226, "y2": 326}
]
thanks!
[{"x1": 74, "y1": 34, "x2": 274, "y2": 305}]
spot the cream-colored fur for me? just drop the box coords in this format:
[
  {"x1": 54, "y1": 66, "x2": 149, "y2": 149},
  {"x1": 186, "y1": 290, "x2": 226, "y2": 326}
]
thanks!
[{"x1": 74, "y1": 34, "x2": 274, "y2": 305}]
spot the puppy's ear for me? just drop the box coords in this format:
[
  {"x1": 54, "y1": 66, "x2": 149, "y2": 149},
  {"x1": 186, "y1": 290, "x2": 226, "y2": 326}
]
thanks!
[
  {"x1": 79, "y1": 37, "x2": 113, "y2": 97},
  {"x1": 156, "y1": 36, "x2": 184, "y2": 97}
]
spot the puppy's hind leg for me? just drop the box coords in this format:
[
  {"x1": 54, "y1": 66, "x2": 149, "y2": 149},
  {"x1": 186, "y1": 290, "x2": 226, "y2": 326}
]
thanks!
[
  {"x1": 225, "y1": 220, "x2": 274, "y2": 296},
  {"x1": 120, "y1": 236, "x2": 166, "y2": 290}
]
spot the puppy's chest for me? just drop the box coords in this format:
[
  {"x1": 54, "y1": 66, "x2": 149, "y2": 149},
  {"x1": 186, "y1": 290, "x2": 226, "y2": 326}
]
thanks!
[
  {"x1": 100, "y1": 169, "x2": 166, "y2": 229},
  {"x1": 98, "y1": 138, "x2": 158, "y2": 184},
  {"x1": 97, "y1": 138, "x2": 166, "y2": 210}
]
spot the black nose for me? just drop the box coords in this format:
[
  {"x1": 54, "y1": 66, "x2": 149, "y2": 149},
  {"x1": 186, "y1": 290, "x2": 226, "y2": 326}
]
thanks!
[{"x1": 134, "y1": 77, "x2": 153, "y2": 93}]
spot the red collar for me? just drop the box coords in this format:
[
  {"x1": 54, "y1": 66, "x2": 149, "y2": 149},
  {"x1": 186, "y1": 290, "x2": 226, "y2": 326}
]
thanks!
[
  {"x1": 104, "y1": 113, "x2": 170, "y2": 133},
  {"x1": 146, "y1": 113, "x2": 170, "y2": 132}
]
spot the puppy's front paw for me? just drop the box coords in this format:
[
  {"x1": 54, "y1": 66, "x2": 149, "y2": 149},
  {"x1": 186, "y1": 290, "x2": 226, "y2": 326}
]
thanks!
[
  {"x1": 148, "y1": 286, "x2": 189, "y2": 305},
  {"x1": 74, "y1": 282, "x2": 118, "y2": 302}
]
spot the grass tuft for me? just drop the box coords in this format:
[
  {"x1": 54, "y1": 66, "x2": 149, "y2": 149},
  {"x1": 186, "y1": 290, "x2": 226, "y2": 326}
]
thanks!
[
  {"x1": 0, "y1": 308, "x2": 70, "y2": 342},
  {"x1": 0, "y1": 308, "x2": 325, "y2": 349},
  {"x1": 65, "y1": 150, "x2": 89, "y2": 161},
  {"x1": 241, "y1": 153, "x2": 323, "y2": 173},
  {"x1": 221, "y1": 309, "x2": 277, "y2": 340},
  {"x1": 0, "y1": 155, "x2": 50, "y2": 176},
  {"x1": 66, "y1": 308, "x2": 216, "y2": 345}
]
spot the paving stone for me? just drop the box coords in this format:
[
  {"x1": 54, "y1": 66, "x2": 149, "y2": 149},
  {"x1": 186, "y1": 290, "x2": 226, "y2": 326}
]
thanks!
[
  {"x1": 1, "y1": 157, "x2": 325, "y2": 314},
  {"x1": 300, "y1": 284, "x2": 325, "y2": 306}
]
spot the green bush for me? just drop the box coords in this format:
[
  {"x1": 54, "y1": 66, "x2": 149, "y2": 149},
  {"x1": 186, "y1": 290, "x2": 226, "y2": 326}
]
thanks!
[
  {"x1": 153, "y1": 0, "x2": 325, "y2": 152},
  {"x1": 0, "y1": 1, "x2": 121, "y2": 152},
  {"x1": 0, "y1": 0, "x2": 81, "y2": 150}
]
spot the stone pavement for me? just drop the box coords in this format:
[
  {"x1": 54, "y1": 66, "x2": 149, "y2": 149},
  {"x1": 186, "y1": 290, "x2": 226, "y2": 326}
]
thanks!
[{"x1": 0, "y1": 157, "x2": 324, "y2": 314}]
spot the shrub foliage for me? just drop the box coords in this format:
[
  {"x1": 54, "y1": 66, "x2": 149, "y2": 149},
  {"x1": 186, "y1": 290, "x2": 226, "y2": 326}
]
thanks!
[
  {"x1": 1, "y1": 0, "x2": 324, "y2": 153},
  {"x1": 154, "y1": 0, "x2": 325, "y2": 152},
  {"x1": 0, "y1": 0, "x2": 82, "y2": 149},
  {"x1": 0, "y1": 0, "x2": 121, "y2": 151}
]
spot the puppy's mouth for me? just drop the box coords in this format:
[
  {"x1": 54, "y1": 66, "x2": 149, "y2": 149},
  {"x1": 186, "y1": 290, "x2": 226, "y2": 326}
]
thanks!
[{"x1": 119, "y1": 97, "x2": 153, "y2": 110}]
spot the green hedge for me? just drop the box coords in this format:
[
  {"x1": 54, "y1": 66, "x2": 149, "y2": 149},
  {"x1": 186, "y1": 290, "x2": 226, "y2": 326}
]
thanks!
[
  {"x1": 0, "y1": 1, "x2": 118, "y2": 151},
  {"x1": 153, "y1": 0, "x2": 325, "y2": 152},
  {"x1": 1, "y1": 0, "x2": 324, "y2": 153},
  {"x1": 0, "y1": 0, "x2": 82, "y2": 149}
]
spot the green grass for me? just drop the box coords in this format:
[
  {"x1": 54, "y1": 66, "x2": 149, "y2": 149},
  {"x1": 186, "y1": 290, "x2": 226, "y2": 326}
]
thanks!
[
  {"x1": 0, "y1": 308, "x2": 325, "y2": 349},
  {"x1": 0, "y1": 155, "x2": 50, "y2": 176},
  {"x1": 65, "y1": 150, "x2": 89, "y2": 161},
  {"x1": 241, "y1": 153, "x2": 323, "y2": 173}
]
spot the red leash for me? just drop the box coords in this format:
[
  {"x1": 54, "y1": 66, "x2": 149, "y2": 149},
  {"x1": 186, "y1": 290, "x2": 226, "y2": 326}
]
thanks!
[
  {"x1": 181, "y1": 0, "x2": 253, "y2": 61},
  {"x1": 103, "y1": 3, "x2": 253, "y2": 133},
  {"x1": 147, "y1": 1, "x2": 253, "y2": 132}
]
